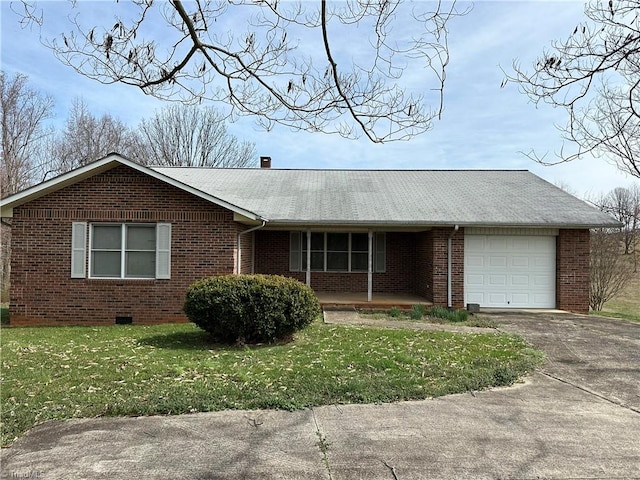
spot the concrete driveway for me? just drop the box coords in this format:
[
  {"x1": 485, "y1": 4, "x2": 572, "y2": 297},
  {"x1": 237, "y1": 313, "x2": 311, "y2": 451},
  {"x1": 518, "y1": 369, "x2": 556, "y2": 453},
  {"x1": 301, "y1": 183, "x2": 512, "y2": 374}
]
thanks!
[
  {"x1": 1, "y1": 312, "x2": 639, "y2": 479},
  {"x1": 493, "y1": 311, "x2": 640, "y2": 412}
]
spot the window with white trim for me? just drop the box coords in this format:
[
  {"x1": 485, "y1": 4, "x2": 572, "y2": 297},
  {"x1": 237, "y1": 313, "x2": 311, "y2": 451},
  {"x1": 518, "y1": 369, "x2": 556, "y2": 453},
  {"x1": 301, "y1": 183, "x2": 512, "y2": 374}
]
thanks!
[
  {"x1": 290, "y1": 232, "x2": 385, "y2": 273},
  {"x1": 71, "y1": 223, "x2": 171, "y2": 279}
]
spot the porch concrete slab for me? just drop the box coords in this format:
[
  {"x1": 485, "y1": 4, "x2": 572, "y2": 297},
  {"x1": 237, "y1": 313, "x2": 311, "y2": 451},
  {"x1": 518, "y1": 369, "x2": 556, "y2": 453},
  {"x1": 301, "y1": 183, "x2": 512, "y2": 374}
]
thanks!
[
  {"x1": 317, "y1": 292, "x2": 432, "y2": 311},
  {"x1": 316, "y1": 292, "x2": 430, "y2": 305}
]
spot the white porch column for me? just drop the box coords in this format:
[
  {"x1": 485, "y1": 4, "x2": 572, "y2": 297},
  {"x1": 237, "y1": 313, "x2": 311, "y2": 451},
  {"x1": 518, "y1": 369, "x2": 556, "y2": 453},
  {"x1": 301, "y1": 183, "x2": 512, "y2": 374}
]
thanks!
[
  {"x1": 368, "y1": 229, "x2": 373, "y2": 302},
  {"x1": 306, "y1": 229, "x2": 311, "y2": 287}
]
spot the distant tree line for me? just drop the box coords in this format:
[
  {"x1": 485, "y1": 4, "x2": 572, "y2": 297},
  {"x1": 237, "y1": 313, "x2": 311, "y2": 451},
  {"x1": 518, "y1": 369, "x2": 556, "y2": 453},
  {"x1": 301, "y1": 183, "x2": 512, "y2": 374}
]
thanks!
[{"x1": 1, "y1": 71, "x2": 257, "y2": 198}]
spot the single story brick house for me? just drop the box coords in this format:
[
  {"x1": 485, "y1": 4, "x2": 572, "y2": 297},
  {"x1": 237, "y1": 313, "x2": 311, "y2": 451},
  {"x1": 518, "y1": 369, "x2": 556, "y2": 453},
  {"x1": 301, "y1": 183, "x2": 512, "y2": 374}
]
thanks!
[{"x1": 0, "y1": 153, "x2": 619, "y2": 325}]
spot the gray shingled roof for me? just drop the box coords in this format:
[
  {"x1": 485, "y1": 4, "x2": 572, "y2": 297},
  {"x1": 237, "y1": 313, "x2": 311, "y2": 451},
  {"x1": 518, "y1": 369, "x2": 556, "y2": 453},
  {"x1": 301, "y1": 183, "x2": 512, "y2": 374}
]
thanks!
[{"x1": 151, "y1": 167, "x2": 619, "y2": 227}]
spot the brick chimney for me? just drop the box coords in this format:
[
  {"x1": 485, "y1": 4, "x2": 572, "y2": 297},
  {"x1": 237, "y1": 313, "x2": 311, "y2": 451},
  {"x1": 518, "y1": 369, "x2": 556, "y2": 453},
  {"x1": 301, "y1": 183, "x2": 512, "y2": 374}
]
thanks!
[{"x1": 260, "y1": 156, "x2": 272, "y2": 169}]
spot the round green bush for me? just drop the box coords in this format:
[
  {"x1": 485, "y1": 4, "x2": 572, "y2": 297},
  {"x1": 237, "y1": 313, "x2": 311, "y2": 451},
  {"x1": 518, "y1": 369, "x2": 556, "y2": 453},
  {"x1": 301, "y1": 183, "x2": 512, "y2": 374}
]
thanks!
[{"x1": 183, "y1": 274, "x2": 321, "y2": 343}]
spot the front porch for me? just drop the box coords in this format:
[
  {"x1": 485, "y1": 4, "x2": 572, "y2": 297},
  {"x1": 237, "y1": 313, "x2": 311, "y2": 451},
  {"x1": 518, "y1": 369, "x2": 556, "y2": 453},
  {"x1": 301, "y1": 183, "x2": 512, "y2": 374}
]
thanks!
[
  {"x1": 252, "y1": 229, "x2": 464, "y2": 309},
  {"x1": 317, "y1": 292, "x2": 432, "y2": 311}
]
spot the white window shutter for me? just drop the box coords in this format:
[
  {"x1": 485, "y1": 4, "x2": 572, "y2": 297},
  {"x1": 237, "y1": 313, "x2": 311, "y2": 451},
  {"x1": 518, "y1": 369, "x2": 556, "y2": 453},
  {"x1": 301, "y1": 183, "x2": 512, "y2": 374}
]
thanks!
[
  {"x1": 374, "y1": 232, "x2": 386, "y2": 273},
  {"x1": 71, "y1": 222, "x2": 87, "y2": 278},
  {"x1": 289, "y1": 231, "x2": 301, "y2": 271},
  {"x1": 156, "y1": 223, "x2": 172, "y2": 279}
]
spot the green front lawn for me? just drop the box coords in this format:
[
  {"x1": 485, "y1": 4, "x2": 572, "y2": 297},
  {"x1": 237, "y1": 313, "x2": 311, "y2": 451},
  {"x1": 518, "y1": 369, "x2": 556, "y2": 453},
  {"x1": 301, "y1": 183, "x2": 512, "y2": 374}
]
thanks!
[{"x1": 1, "y1": 322, "x2": 543, "y2": 446}]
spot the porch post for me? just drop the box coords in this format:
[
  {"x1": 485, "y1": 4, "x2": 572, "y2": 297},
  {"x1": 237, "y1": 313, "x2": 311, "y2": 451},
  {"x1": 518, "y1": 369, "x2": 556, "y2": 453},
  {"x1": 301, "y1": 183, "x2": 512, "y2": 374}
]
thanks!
[
  {"x1": 367, "y1": 229, "x2": 373, "y2": 302},
  {"x1": 306, "y1": 229, "x2": 311, "y2": 287}
]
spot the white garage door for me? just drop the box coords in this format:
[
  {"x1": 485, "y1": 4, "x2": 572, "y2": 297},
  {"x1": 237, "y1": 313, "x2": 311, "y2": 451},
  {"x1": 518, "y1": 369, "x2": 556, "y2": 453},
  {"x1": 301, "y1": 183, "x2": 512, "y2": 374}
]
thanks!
[{"x1": 464, "y1": 235, "x2": 556, "y2": 308}]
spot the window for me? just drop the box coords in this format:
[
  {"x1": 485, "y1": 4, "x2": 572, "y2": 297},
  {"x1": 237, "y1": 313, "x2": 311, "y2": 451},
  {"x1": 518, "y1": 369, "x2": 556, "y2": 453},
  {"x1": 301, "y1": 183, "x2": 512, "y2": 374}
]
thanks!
[
  {"x1": 290, "y1": 232, "x2": 385, "y2": 273},
  {"x1": 305, "y1": 232, "x2": 325, "y2": 270},
  {"x1": 71, "y1": 223, "x2": 171, "y2": 279},
  {"x1": 350, "y1": 233, "x2": 369, "y2": 271}
]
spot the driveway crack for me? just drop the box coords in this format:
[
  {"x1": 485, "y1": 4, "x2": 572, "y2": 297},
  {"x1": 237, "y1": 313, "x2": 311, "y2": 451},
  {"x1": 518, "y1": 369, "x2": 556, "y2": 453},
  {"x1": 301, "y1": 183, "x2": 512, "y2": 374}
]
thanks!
[
  {"x1": 312, "y1": 408, "x2": 332, "y2": 480},
  {"x1": 539, "y1": 371, "x2": 640, "y2": 414}
]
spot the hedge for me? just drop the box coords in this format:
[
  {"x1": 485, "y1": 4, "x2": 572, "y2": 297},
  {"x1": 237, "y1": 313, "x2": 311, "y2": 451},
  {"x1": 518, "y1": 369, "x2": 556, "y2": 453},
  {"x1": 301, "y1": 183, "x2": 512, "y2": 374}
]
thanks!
[{"x1": 184, "y1": 274, "x2": 321, "y2": 343}]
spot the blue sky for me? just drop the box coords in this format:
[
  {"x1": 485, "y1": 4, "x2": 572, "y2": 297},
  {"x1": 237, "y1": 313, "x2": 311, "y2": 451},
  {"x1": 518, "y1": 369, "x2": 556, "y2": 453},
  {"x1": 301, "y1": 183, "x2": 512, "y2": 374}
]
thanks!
[{"x1": 1, "y1": 0, "x2": 637, "y2": 198}]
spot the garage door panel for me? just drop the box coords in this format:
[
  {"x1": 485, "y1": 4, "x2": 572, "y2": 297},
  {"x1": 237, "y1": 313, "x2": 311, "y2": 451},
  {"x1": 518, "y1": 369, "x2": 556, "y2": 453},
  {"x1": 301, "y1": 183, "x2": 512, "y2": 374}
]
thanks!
[
  {"x1": 533, "y1": 237, "x2": 554, "y2": 248},
  {"x1": 534, "y1": 293, "x2": 554, "y2": 304},
  {"x1": 466, "y1": 292, "x2": 485, "y2": 304},
  {"x1": 466, "y1": 255, "x2": 484, "y2": 267},
  {"x1": 511, "y1": 256, "x2": 529, "y2": 268},
  {"x1": 511, "y1": 275, "x2": 529, "y2": 286},
  {"x1": 488, "y1": 292, "x2": 508, "y2": 304},
  {"x1": 533, "y1": 256, "x2": 554, "y2": 269},
  {"x1": 512, "y1": 238, "x2": 530, "y2": 250},
  {"x1": 488, "y1": 237, "x2": 508, "y2": 250},
  {"x1": 465, "y1": 234, "x2": 556, "y2": 309},
  {"x1": 466, "y1": 274, "x2": 485, "y2": 286},
  {"x1": 489, "y1": 256, "x2": 507, "y2": 267},
  {"x1": 533, "y1": 275, "x2": 554, "y2": 287},
  {"x1": 511, "y1": 293, "x2": 530, "y2": 305}
]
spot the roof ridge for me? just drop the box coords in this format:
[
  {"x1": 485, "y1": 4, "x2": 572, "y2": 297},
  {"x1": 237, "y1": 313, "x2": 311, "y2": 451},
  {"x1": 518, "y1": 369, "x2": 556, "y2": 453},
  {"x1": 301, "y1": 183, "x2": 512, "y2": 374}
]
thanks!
[{"x1": 150, "y1": 167, "x2": 531, "y2": 172}]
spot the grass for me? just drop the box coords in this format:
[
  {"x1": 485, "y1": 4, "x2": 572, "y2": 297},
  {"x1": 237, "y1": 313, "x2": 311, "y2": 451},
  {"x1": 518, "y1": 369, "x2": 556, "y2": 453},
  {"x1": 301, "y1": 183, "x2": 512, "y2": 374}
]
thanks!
[
  {"x1": 596, "y1": 251, "x2": 640, "y2": 322},
  {"x1": 0, "y1": 321, "x2": 542, "y2": 446}
]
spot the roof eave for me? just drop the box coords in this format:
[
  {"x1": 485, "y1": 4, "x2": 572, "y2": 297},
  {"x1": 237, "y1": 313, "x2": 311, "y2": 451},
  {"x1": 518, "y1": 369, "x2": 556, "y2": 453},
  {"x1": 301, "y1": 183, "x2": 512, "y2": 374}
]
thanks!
[
  {"x1": 0, "y1": 153, "x2": 265, "y2": 221},
  {"x1": 265, "y1": 219, "x2": 623, "y2": 229}
]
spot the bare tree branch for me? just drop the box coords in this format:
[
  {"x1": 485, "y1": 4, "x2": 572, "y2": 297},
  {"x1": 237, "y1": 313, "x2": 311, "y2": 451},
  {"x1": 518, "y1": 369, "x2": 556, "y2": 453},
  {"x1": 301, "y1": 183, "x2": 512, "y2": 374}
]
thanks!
[
  {"x1": 15, "y1": 0, "x2": 468, "y2": 143},
  {"x1": 506, "y1": 0, "x2": 640, "y2": 179}
]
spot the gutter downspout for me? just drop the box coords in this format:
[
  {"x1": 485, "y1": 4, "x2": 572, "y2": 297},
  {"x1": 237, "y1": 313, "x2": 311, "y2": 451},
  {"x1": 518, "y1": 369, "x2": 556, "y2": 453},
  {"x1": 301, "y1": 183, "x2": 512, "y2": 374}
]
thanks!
[
  {"x1": 237, "y1": 220, "x2": 266, "y2": 274},
  {"x1": 447, "y1": 225, "x2": 459, "y2": 309}
]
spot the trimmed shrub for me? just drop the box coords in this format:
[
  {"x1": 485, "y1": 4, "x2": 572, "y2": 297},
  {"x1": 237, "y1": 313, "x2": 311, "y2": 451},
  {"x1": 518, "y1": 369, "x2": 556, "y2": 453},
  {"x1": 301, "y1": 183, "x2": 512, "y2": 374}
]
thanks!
[{"x1": 184, "y1": 274, "x2": 321, "y2": 343}]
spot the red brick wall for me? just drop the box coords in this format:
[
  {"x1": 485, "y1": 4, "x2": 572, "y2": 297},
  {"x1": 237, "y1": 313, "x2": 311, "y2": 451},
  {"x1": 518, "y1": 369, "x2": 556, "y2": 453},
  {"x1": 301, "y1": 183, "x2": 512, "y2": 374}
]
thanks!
[
  {"x1": 427, "y1": 227, "x2": 464, "y2": 308},
  {"x1": 556, "y1": 229, "x2": 590, "y2": 313},
  {"x1": 254, "y1": 230, "x2": 421, "y2": 293},
  {"x1": 9, "y1": 165, "x2": 243, "y2": 326},
  {"x1": 254, "y1": 230, "x2": 295, "y2": 279},
  {"x1": 415, "y1": 231, "x2": 432, "y2": 299},
  {"x1": 237, "y1": 227, "x2": 255, "y2": 274}
]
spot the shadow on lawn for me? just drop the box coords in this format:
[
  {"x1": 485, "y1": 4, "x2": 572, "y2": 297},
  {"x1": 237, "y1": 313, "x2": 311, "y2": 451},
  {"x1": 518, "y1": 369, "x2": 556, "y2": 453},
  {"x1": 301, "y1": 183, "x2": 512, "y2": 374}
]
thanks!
[
  {"x1": 138, "y1": 330, "x2": 293, "y2": 351},
  {"x1": 138, "y1": 330, "x2": 226, "y2": 351}
]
